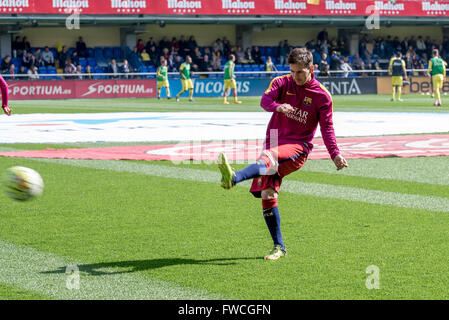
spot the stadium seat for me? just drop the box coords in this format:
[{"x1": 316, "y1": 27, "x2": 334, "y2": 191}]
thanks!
[{"x1": 103, "y1": 47, "x2": 114, "y2": 59}]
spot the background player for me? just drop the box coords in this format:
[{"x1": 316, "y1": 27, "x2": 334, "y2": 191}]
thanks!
[
  {"x1": 388, "y1": 52, "x2": 407, "y2": 102},
  {"x1": 175, "y1": 55, "x2": 194, "y2": 102},
  {"x1": 218, "y1": 48, "x2": 347, "y2": 260},
  {"x1": 223, "y1": 54, "x2": 242, "y2": 105},
  {"x1": 0, "y1": 75, "x2": 11, "y2": 116},
  {"x1": 427, "y1": 49, "x2": 446, "y2": 106},
  {"x1": 156, "y1": 58, "x2": 171, "y2": 100}
]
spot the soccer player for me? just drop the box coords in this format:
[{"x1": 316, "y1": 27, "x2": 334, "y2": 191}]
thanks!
[
  {"x1": 388, "y1": 52, "x2": 407, "y2": 102},
  {"x1": 223, "y1": 54, "x2": 242, "y2": 105},
  {"x1": 427, "y1": 49, "x2": 446, "y2": 106},
  {"x1": 157, "y1": 59, "x2": 171, "y2": 100},
  {"x1": 0, "y1": 75, "x2": 11, "y2": 116},
  {"x1": 218, "y1": 48, "x2": 347, "y2": 260},
  {"x1": 175, "y1": 55, "x2": 194, "y2": 102}
]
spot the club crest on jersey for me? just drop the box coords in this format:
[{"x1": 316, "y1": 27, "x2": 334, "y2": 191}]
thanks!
[{"x1": 303, "y1": 97, "x2": 312, "y2": 106}]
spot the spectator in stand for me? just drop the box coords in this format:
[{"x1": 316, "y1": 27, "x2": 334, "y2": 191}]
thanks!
[
  {"x1": 85, "y1": 65, "x2": 93, "y2": 80},
  {"x1": 305, "y1": 39, "x2": 317, "y2": 52},
  {"x1": 211, "y1": 53, "x2": 222, "y2": 71},
  {"x1": 22, "y1": 36, "x2": 31, "y2": 53},
  {"x1": 337, "y1": 35, "x2": 348, "y2": 55},
  {"x1": 178, "y1": 35, "x2": 189, "y2": 58},
  {"x1": 235, "y1": 46, "x2": 245, "y2": 64},
  {"x1": 141, "y1": 48, "x2": 151, "y2": 66},
  {"x1": 7, "y1": 64, "x2": 16, "y2": 80},
  {"x1": 22, "y1": 51, "x2": 33, "y2": 69},
  {"x1": 212, "y1": 47, "x2": 221, "y2": 61},
  {"x1": 122, "y1": 59, "x2": 131, "y2": 79},
  {"x1": 149, "y1": 46, "x2": 158, "y2": 66},
  {"x1": 145, "y1": 37, "x2": 157, "y2": 53},
  {"x1": 192, "y1": 47, "x2": 203, "y2": 66},
  {"x1": 317, "y1": 28, "x2": 328, "y2": 42},
  {"x1": 320, "y1": 39, "x2": 330, "y2": 56},
  {"x1": 352, "y1": 53, "x2": 365, "y2": 71},
  {"x1": 71, "y1": 50, "x2": 80, "y2": 66},
  {"x1": 159, "y1": 36, "x2": 171, "y2": 52},
  {"x1": 108, "y1": 58, "x2": 119, "y2": 79},
  {"x1": 244, "y1": 47, "x2": 255, "y2": 64},
  {"x1": 213, "y1": 38, "x2": 224, "y2": 55},
  {"x1": 58, "y1": 46, "x2": 69, "y2": 69},
  {"x1": 161, "y1": 47, "x2": 170, "y2": 62},
  {"x1": 18, "y1": 65, "x2": 27, "y2": 80},
  {"x1": 203, "y1": 47, "x2": 212, "y2": 62},
  {"x1": 76, "y1": 65, "x2": 83, "y2": 80},
  {"x1": 199, "y1": 54, "x2": 213, "y2": 72},
  {"x1": 170, "y1": 37, "x2": 179, "y2": 53},
  {"x1": 76, "y1": 36, "x2": 88, "y2": 58},
  {"x1": 187, "y1": 36, "x2": 198, "y2": 56},
  {"x1": 136, "y1": 39, "x2": 145, "y2": 53},
  {"x1": 12, "y1": 36, "x2": 24, "y2": 58},
  {"x1": 401, "y1": 37, "x2": 409, "y2": 54},
  {"x1": 318, "y1": 53, "x2": 329, "y2": 72},
  {"x1": 265, "y1": 56, "x2": 278, "y2": 73},
  {"x1": 318, "y1": 64, "x2": 331, "y2": 77},
  {"x1": 340, "y1": 57, "x2": 353, "y2": 78},
  {"x1": 252, "y1": 46, "x2": 263, "y2": 65},
  {"x1": 416, "y1": 36, "x2": 426, "y2": 56},
  {"x1": 278, "y1": 41, "x2": 288, "y2": 65},
  {"x1": 34, "y1": 48, "x2": 42, "y2": 61},
  {"x1": 329, "y1": 51, "x2": 342, "y2": 71},
  {"x1": 404, "y1": 51, "x2": 413, "y2": 76},
  {"x1": 409, "y1": 36, "x2": 417, "y2": 51},
  {"x1": 64, "y1": 58, "x2": 76, "y2": 79},
  {"x1": 42, "y1": 46, "x2": 55, "y2": 67},
  {"x1": 27, "y1": 65, "x2": 39, "y2": 80},
  {"x1": 222, "y1": 36, "x2": 231, "y2": 57},
  {"x1": 173, "y1": 55, "x2": 183, "y2": 72},
  {"x1": 167, "y1": 54, "x2": 175, "y2": 71},
  {"x1": 1, "y1": 55, "x2": 12, "y2": 73}
]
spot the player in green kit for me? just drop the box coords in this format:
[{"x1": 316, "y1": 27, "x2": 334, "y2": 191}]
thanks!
[
  {"x1": 223, "y1": 54, "x2": 242, "y2": 104},
  {"x1": 175, "y1": 55, "x2": 194, "y2": 102},
  {"x1": 427, "y1": 49, "x2": 446, "y2": 106},
  {"x1": 157, "y1": 59, "x2": 171, "y2": 100}
]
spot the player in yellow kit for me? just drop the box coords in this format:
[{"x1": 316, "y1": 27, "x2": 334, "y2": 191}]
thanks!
[
  {"x1": 427, "y1": 49, "x2": 446, "y2": 106},
  {"x1": 388, "y1": 52, "x2": 407, "y2": 102},
  {"x1": 175, "y1": 55, "x2": 194, "y2": 102},
  {"x1": 223, "y1": 54, "x2": 242, "y2": 104},
  {"x1": 156, "y1": 59, "x2": 171, "y2": 100}
]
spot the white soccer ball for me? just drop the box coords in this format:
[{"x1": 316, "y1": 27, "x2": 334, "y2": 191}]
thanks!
[{"x1": 3, "y1": 166, "x2": 44, "y2": 201}]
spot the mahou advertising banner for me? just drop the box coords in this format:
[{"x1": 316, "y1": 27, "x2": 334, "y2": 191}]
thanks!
[
  {"x1": 0, "y1": 0, "x2": 448, "y2": 16},
  {"x1": 7, "y1": 79, "x2": 156, "y2": 100}
]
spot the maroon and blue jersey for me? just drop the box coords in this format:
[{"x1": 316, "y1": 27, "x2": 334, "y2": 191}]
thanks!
[{"x1": 260, "y1": 73, "x2": 340, "y2": 160}]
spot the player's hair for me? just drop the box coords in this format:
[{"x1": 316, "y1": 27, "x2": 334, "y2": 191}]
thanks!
[
  {"x1": 287, "y1": 47, "x2": 313, "y2": 68},
  {"x1": 396, "y1": 52, "x2": 402, "y2": 58},
  {"x1": 229, "y1": 54, "x2": 235, "y2": 60},
  {"x1": 432, "y1": 49, "x2": 439, "y2": 57}
]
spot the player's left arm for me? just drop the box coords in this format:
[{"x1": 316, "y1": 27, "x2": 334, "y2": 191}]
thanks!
[
  {"x1": 319, "y1": 97, "x2": 347, "y2": 170},
  {"x1": 427, "y1": 60, "x2": 432, "y2": 77},
  {"x1": 0, "y1": 75, "x2": 11, "y2": 116},
  {"x1": 402, "y1": 60, "x2": 407, "y2": 80},
  {"x1": 443, "y1": 60, "x2": 447, "y2": 79}
]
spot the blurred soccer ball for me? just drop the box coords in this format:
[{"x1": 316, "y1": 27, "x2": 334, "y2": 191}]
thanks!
[{"x1": 3, "y1": 166, "x2": 44, "y2": 201}]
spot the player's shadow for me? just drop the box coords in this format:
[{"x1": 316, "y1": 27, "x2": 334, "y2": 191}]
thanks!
[{"x1": 42, "y1": 257, "x2": 261, "y2": 276}]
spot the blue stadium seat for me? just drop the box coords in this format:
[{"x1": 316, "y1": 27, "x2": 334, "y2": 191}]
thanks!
[
  {"x1": 87, "y1": 57, "x2": 97, "y2": 67},
  {"x1": 103, "y1": 47, "x2": 114, "y2": 59},
  {"x1": 113, "y1": 47, "x2": 123, "y2": 59}
]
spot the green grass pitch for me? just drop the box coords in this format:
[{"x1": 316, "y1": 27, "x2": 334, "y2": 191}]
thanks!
[{"x1": 1, "y1": 94, "x2": 449, "y2": 300}]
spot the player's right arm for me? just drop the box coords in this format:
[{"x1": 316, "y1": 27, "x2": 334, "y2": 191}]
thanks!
[
  {"x1": 427, "y1": 60, "x2": 432, "y2": 77},
  {"x1": 0, "y1": 75, "x2": 11, "y2": 116},
  {"x1": 388, "y1": 57, "x2": 393, "y2": 75},
  {"x1": 260, "y1": 76, "x2": 292, "y2": 113},
  {"x1": 179, "y1": 64, "x2": 186, "y2": 80}
]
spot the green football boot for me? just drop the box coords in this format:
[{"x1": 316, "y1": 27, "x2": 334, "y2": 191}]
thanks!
[
  {"x1": 264, "y1": 245, "x2": 287, "y2": 260},
  {"x1": 217, "y1": 152, "x2": 236, "y2": 190}
]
